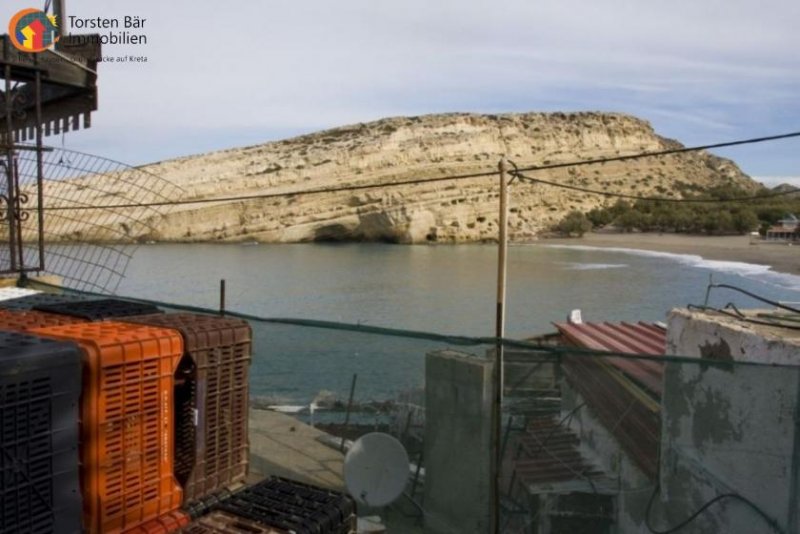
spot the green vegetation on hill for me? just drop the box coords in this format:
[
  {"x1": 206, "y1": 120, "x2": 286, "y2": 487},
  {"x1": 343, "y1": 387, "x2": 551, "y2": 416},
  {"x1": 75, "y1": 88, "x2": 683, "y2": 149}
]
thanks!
[
  {"x1": 557, "y1": 211, "x2": 593, "y2": 236},
  {"x1": 556, "y1": 184, "x2": 800, "y2": 236}
]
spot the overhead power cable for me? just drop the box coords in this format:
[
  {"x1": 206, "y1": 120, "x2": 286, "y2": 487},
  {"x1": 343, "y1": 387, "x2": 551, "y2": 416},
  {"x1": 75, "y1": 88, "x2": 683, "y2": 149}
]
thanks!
[
  {"x1": 41, "y1": 169, "x2": 499, "y2": 211},
  {"x1": 38, "y1": 130, "x2": 800, "y2": 211},
  {"x1": 511, "y1": 131, "x2": 800, "y2": 173},
  {"x1": 509, "y1": 171, "x2": 800, "y2": 203}
]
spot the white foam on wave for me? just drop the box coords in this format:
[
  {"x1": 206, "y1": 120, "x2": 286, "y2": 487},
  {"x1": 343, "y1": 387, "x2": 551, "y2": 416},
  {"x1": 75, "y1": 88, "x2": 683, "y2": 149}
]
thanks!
[
  {"x1": 560, "y1": 262, "x2": 630, "y2": 271},
  {"x1": 542, "y1": 244, "x2": 800, "y2": 292}
]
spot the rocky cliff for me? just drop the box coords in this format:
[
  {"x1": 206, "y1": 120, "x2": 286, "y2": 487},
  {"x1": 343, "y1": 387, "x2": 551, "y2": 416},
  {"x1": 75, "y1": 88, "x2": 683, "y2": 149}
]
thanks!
[{"x1": 44, "y1": 112, "x2": 758, "y2": 243}]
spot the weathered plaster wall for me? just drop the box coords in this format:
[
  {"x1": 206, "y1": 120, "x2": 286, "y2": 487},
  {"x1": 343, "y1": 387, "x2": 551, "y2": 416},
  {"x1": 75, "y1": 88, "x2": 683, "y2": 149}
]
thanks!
[
  {"x1": 660, "y1": 310, "x2": 800, "y2": 534},
  {"x1": 658, "y1": 362, "x2": 799, "y2": 533},
  {"x1": 667, "y1": 308, "x2": 800, "y2": 365}
]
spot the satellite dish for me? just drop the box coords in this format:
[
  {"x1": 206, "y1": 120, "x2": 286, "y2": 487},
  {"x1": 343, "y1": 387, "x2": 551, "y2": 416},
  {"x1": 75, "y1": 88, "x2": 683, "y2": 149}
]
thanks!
[{"x1": 344, "y1": 432, "x2": 409, "y2": 507}]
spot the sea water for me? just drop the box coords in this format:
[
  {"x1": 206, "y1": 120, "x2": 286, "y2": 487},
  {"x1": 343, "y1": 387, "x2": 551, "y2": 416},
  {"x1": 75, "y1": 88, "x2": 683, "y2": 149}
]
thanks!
[{"x1": 115, "y1": 243, "x2": 800, "y2": 403}]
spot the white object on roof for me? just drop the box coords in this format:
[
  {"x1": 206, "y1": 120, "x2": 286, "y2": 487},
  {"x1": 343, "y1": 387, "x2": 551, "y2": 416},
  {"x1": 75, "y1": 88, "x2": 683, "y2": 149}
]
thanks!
[
  {"x1": 0, "y1": 287, "x2": 40, "y2": 302},
  {"x1": 568, "y1": 309, "x2": 583, "y2": 324}
]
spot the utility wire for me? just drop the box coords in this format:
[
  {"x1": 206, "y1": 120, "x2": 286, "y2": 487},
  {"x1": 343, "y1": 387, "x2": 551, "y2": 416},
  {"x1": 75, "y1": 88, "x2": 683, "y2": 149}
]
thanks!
[
  {"x1": 645, "y1": 483, "x2": 784, "y2": 534},
  {"x1": 705, "y1": 283, "x2": 800, "y2": 314},
  {"x1": 510, "y1": 171, "x2": 800, "y2": 203},
  {"x1": 512, "y1": 131, "x2": 800, "y2": 173},
  {"x1": 41, "y1": 169, "x2": 499, "y2": 211},
  {"x1": 38, "y1": 130, "x2": 800, "y2": 211}
]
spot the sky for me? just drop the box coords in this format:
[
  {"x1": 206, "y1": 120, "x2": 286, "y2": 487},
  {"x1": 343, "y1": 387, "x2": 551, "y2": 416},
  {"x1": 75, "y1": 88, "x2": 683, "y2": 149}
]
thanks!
[{"x1": 2, "y1": 0, "x2": 799, "y2": 181}]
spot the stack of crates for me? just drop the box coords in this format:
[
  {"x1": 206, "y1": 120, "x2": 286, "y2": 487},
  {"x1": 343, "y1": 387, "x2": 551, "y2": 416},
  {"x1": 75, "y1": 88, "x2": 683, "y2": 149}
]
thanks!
[
  {"x1": 122, "y1": 313, "x2": 252, "y2": 505},
  {"x1": 0, "y1": 330, "x2": 83, "y2": 534},
  {"x1": 29, "y1": 321, "x2": 184, "y2": 533},
  {"x1": 0, "y1": 292, "x2": 354, "y2": 534},
  {"x1": 212, "y1": 477, "x2": 358, "y2": 534}
]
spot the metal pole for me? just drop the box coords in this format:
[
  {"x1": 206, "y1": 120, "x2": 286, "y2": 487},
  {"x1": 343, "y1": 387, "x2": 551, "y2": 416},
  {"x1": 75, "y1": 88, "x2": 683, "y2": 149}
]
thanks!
[
  {"x1": 53, "y1": 0, "x2": 67, "y2": 37},
  {"x1": 35, "y1": 70, "x2": 45, "y2": 271},
  {"x1": 491, "y1": 158, "x2": 509, "y2": 534},
  {"x1": 12, "y1": 157, "x2": 24, "y2": 271},
  {"x1": 340, "y1": 373, "x2": 358, "y2": 453},
  {"x1": 4, "y1": 60, "x2": 18, "y2": 273},
  {"x1": 219, "y1": 279, "x2": 226, "y2": 316}
]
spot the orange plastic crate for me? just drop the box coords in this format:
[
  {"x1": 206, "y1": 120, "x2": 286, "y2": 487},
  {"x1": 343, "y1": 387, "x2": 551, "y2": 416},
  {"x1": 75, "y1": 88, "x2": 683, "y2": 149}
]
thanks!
[
  {"x1": 124, "y1": 510, "x2": 191, "y2": 534},
  {"x1": 0, "y1": 308, "x2": 85, "y2": 331},
  {"x1": 30, "y1": 321, "x2": 185, "y2": 534}
]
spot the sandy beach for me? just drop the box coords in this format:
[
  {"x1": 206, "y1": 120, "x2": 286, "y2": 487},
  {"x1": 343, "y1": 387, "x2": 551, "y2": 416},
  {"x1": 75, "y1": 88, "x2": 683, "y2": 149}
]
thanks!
[{"x1": 537, "y1": 233, "x2": 800, "y2": 276}]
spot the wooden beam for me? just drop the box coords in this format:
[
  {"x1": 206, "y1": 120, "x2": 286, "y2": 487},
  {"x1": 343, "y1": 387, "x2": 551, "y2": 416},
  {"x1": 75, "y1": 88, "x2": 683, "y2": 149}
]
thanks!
[
  {"x1": 0, "y1": 35, "x2": 100, "y2": 88},
  {"x1": 0, "y1": 34, "x2": 100, "y2": 140}
]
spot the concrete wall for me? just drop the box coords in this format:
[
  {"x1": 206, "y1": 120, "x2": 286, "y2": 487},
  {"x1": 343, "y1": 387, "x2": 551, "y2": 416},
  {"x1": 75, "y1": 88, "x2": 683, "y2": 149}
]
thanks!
[
  {"x1": 667, "y1": 308, "x2": 800, "y2": 365},
  {"x1": 659, "y1": 361, "x2": 800, "y2": 533},
  {"x1": 424, "y1": 350, "x2": 493, "y2": 534},
  {"x1": 659, "y1": 311, "x2": 800, "y2": 534}
]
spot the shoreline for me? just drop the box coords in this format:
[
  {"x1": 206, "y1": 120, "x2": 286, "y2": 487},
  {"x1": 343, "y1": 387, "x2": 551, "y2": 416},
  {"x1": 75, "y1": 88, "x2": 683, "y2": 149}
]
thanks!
[
  {"x1": 40, "y1": 234, "x2": 799, "y2": 276},
  {"x1": 534, "y1": 233, "x2": 800, "y2": 276}
]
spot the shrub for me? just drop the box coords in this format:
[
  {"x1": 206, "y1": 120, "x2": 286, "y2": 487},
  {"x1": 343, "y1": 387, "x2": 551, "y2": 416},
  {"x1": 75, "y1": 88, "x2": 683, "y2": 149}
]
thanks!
[{"x1": 557, "y1": 211, "x2": 593, "y2": 237}]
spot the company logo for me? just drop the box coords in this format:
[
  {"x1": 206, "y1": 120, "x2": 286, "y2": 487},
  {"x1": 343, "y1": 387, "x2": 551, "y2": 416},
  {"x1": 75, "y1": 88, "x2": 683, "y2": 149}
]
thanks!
[{"x1": 8, "y1": 8, "x2": 59, "y2": 53}]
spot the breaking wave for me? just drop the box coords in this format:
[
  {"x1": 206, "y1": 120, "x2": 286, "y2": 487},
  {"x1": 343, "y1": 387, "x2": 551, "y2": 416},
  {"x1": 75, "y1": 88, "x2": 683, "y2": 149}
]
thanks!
[
  {"x1": 543, "y1": 244, "x2": 800, "y2": 292},
  {"x1": 561, "y1": 262, "x2": 630, "y2": 271}
]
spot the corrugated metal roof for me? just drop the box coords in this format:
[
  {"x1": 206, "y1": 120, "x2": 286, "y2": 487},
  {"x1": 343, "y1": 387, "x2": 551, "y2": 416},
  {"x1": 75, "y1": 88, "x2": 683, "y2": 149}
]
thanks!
[
  {"x1": 554, "y1": 321, "x2": 666, "y2": 396},
  {"x1": 553, "y1": 321, "x2": 667, "y2": 480},
  {"x1": 554, "y1": 321, "x2": 666, "y2": 356},
  {"x1": 561, "y1": 356, "x2": 661, "y2": 479}
]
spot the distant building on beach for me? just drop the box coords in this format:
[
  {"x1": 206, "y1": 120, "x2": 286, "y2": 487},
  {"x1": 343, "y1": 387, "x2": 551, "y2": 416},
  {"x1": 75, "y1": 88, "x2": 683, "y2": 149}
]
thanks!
[{"x1": 765, "y1": 214, "x2": 799, "y2": 242}]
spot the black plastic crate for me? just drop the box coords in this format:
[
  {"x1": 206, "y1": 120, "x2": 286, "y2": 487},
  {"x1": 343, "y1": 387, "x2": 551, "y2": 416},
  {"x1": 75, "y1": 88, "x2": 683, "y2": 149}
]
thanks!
[
  {"x1": 0, "y1": 330, "x2": 82, "y2": 534},
  {"x1": 35, "y1": 298, "x2": 162, "y2": 321},
  {"x1": 215, "y1": 477, "x2": 356, "y2": 534},
  {"x1": 0, "y1": 292, "x2": 92, "y2": 311},
  {"x1": 184, "y1": 486, "x2": 237, "y2": 520}
]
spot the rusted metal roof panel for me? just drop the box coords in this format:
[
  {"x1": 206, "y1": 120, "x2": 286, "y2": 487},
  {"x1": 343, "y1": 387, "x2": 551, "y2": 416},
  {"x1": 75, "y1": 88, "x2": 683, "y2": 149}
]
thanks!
[
  {"x1": 552, "y1": 321, "x2": 666, "y2": 480},
  {"x1": 555, "y1": 321, "x2": 666, "y2": 356},
  {"x1": 561, "y1": 356, "x2": 660, "y2": 479},
  {"x1": 554, "y1": 321, "x2": 666, "y2": 396}
]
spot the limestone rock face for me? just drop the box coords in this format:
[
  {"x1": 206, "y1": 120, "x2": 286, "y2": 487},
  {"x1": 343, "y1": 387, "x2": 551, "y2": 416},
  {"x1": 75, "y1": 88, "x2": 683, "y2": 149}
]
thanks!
[{"x1": 44, "y1": 112, "x2": 759, "y2": 243}]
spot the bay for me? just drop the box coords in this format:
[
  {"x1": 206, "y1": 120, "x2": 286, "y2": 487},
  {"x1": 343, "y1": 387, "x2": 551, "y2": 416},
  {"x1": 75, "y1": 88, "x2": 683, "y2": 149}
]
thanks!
[{"x1": 114, "y1": 243, "x2": 800, "y2": 403}]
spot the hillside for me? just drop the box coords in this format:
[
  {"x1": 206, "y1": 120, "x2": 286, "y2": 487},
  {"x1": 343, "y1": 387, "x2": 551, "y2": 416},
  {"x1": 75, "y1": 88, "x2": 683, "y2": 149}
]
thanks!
[
  {"x1": 772, "y1": 183, "x2": 800, "y2": 198},
  {"x1": 43, "y1": 112, "x2": 759, "y2": 243}
]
